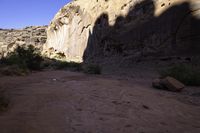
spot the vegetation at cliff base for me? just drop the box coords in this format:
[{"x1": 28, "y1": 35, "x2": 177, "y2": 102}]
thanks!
[
  {"x1": 0, "y1": 45, "x2": 102, "y2": 75},
  {"x1": 1, "y1": 45, "x2": 43, "y2": 72},
  {"x1": 160, "y1": 64, "x2": 200, "y2": 86},
  {"x1": 82, "y1": 64, "x2": 102, "y2": 74},
  {"x1": 45, "y1": 59, "x2": 82, "y2": 71}
]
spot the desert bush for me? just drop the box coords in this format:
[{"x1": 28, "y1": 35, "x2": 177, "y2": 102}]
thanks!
[
  {"x1": 0, "y1": 46, "x2": 102, "y2": 75},
  {"x1": 83, "y1": 64, "x2": 101, "y2": 74},
  {"x1": 53, "y1": 61, "x2": 82, "y2": 71},
  {"x1": 1, "y1": 45, "x2": 43, "y2": 71},
  {"x1": 53, "y1": 61, "x2": 71, "y2": 69},
  {"x1": 160, "y1": 64, "x2": 200, "y2": 86},
  {"x1": 54, "y1": 52, "x2": 66, "y2": 60},
  {"x1": 40, "y1": 58, "x2": 54, "y2": 69}
]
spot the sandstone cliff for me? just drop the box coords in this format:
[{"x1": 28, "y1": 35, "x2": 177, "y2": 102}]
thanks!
[
  {"x1": 0, "y1": 26, "x2": 47, "y2": 57},
  {"x1": 44, "y1": 0, "x2": 200, "y2": 63}
]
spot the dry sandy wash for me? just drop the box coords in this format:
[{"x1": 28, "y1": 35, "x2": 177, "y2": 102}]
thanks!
[{"x1": 0, "y1": 70, "x2": 200, "y2": 133}]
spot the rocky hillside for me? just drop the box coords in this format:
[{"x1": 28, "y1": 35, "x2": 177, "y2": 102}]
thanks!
[
  {"x1": 0, "y1": 26, "x2": 47, "y2": 57},
  {"x1": 44, "y1": 0, "x2": 200, "y2": 64}
]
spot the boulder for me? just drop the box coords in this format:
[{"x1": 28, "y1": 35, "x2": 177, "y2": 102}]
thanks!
[
  {"x1": 152, "y1": 77, "x2": 185, "y2": 92},
  {"x1": 161, "y1": 76, "x2": 185, "y2": 92}
]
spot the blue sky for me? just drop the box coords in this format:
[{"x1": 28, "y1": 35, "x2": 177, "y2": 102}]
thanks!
[{"x1": 0, "y1": 0, "x2": 71, "y2": 29}]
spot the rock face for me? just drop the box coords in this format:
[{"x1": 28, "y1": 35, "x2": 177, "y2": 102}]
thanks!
[
  {"x1": 0, "y1": 26, "x2": 47, "y2": 57},
  {"x1": 44, "y1": 0, "x2": 200, "y2": 63}
]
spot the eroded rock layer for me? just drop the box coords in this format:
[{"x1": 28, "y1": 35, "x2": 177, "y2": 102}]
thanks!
[
  {"x1": 44, "y1": 0, "x2": 200, "y2": 63},
  {"x1": 0, "y1": 26, "x2": 47, "y2": 57}
]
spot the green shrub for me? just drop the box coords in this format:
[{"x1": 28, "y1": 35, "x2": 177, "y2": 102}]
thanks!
[
  {"x1": 40, "y1": 58, "x2": 53, "y2": 68},
  {"x1": 53, "y1": 61, "x2": 71, "y2": 69},
  {"x1": 54, "y1": 52, "x2": 66, "y2": 60},
  {"x1": 53, "y1": 61, "x2": 82, "y2": 71},
  {"x1": 160, "y1": 64, "x2": 200, "y2": 86},
  {"x1": 83, "y1": 64, "x2": 101, "y2": 74},
  {"x1": 1, "y1": 45, "x2": 43, "y2": 71},
  {"x1": 67, "y1": 62, "x2": 82, "y2": 71}
]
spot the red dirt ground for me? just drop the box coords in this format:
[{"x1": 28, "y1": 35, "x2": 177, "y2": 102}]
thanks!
[{"x1": 0, "y1": 70, "x2": 200, "y2": 133}]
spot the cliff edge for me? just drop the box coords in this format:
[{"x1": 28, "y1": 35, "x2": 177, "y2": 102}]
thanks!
[{"x1": 44, "y1": 0, "x2": 200, "y2": 63}]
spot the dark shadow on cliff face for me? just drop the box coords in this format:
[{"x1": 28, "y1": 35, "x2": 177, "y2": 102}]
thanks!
[{"x1": 83, "y1": 0, "x2": 200, "y2": 64}]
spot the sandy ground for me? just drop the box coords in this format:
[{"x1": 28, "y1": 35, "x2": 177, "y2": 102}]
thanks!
[{"x1": 0, "y1": 70, "x2": 200, "y2": 133}]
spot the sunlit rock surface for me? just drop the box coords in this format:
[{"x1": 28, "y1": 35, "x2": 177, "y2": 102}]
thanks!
[
  {"x1": 44, "y1": 0, "x2": 200, "y2": 63},
  {"x1": 0, "y1": 26, "x2": 47, "y2": 57}
]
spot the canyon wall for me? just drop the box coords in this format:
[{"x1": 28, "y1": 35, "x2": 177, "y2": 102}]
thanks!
[
  {"x1": 0, "y1": 26, "x2": 47, "y2": 57},
  {"x1": 44, "y1": 0, "x2": 200, "y2": 63}
]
